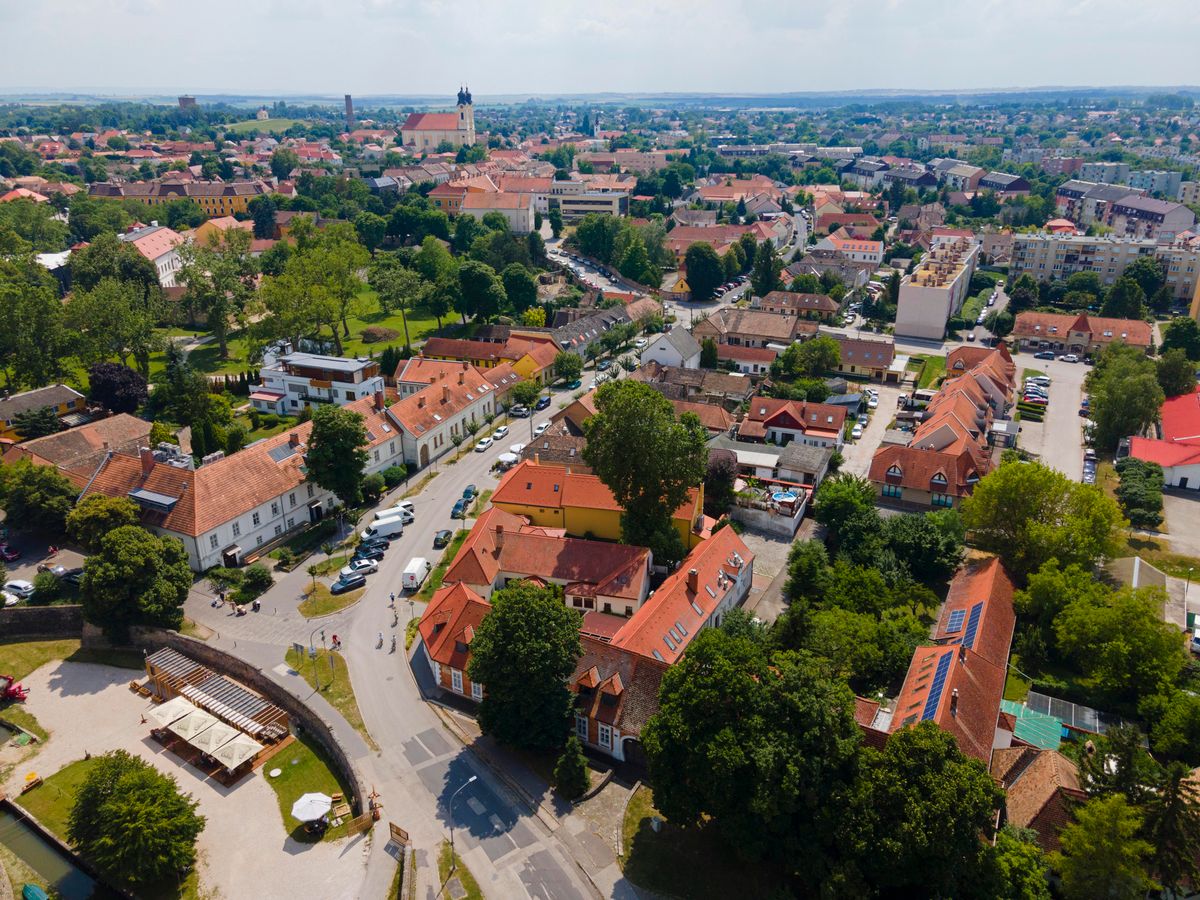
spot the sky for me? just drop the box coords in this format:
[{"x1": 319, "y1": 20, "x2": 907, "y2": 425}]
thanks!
[{"x1": 1, "y1": 0, "x2": 1199, "y2": 99}]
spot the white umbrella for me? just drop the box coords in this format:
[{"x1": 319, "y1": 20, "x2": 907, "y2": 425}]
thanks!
[
  {"x1": 497, "y1": 452, "x2": 519, "y2": 465},
  {"x1": 291, "y1": 792, "x2": 333, "y2": 823},
  {"x1": 508, "y1": 443, "x2": 526, "y2": 454},
  {"x1": 145, "y1": 696, "x2": 198, "y2": 729}
]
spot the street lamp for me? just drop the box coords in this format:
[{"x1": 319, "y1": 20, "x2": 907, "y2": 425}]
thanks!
[
  {"x1": 448, "y1": 775, "x2": 478, "y2": 872},
  {"x1": 1186, "y1": 567, "x2": 1194, "y2": 631}
]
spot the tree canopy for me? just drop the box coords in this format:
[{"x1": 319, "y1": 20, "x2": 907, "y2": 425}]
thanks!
[
  {"x1": 80, "y1": 526, "x2": 192, "y2": 635},
  {"x1": 305, "y1": 405, "x2": 369, "y2": 507}
]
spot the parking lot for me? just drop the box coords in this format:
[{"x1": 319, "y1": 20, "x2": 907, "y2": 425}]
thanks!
[
  {"x1": 841, "y1": 383, "x2": 906, "y2": 477},
  {"x1": 1011, "y1": 350, "x2": 1087, "y2": 481}
]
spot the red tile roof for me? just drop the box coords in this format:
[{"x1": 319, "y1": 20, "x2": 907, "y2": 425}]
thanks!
[
  {"x1": 572, "y1": 636, "x2": 668, "y2": 737},
  {"x1": 991, "y1": 747, "x2": 1087, "y2": 852},
  {"x1": 401, "y1": 112, "x2": 462, "y2": 132},
  {"x1": 739, "y1": 398, "x2": 847, "y2": 441},
  {"x1": 1011, "y1": 312, "x2": 1152, "y2": 348},
  {"x1": 418, "y1": 582, "x2": 491, "y2": 670}
]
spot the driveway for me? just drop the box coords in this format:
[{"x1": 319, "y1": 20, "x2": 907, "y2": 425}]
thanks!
[
  {"x1": 1011, "y1": 350, "x2": 1086, "y2": 480},
  {"x1": 1163, "y1": 491, "x2": 1200, "y2": 557},
  {"x1": 841, "y1": 383, "x2": 905, "y2": 478}
]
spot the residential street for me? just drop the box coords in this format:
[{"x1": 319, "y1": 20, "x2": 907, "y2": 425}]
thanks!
[{"x1": 184, "y1": 395, "x2": 604, "y2": 900}]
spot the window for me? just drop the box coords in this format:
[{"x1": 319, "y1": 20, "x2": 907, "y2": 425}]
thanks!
[
  {"x1": 575, "y1": 715, "x2": 588, "y2": 742},
  {"x1": 471, "y1": 682, "x2": 483, "y2": 701},
  {"x1": 289, "y1": 492, "x2": 296, "y2": 507},
  {"x1": 209, "y1": 534, "x2": 219, "y2": 550},
  {"x1": 274, "y1": 524, "x2": 283, "y2": 536},
  {"x1": 598, "y1": 724, "x2": 612, "y2": 749},
  {"x1": 232, "y1": 522, "x2": 241, "y2": 537},
  {"x1": 287, "y1": 517, "x2": 294, "y2": 529},
  {"x1": 451, "y1": 669, "x2": 463, "y2": 693},
  {"x1": 374, "y1": 449, "x2": 380, "y2": 462},
  {"x1": 307, "y1": 484, "x2": 314, "y2": 498},
  {"x1": 883, "y1": 484, "x2": 903, "y2": 499},
  {"x1": 252, "y1": 512, "x2": 261, "y2": 526},
  {"x1": 931, "y1": 493, "x2": 954, "y2": 508},
  {"x1": 256, "y1": 535, "x2": 264, "y2": 546}
]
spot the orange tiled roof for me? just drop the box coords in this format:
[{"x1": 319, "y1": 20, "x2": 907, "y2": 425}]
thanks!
[
  {"x1": 418, "y1": 582, "x2": 491, "y2": 670},
  {"x1": 491, "y1": 459, "x2": 701, "y2": 522}
]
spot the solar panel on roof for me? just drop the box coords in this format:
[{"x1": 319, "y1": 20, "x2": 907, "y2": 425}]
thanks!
[
  {"x1": 945, "y1": 609, "x2": 966, "y2": 634},
  {"x1": 921, "y1": 653, "x2": 953, "y2": 721},
  {"x1": 962, "y1": 602, "x2": 984, "y2": 649},
  {"x1": 268, "y1": 444, "x2": 297, "y2": 463}
]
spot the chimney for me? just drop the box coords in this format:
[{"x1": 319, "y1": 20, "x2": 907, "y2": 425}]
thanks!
[
  {"x1": 417, "y1": 395, "x2": 426, "y2": 408},
  {"x1": 458, "y1": 372, "x2": 465, "y2": 385},
  {"x1": 534, "y1": 453, "x2": 539, "y2": 465},
  {"x1": 374, "y1": 389, "x2": 385, "y2": 411},
  {"x1": 950, "y1": 688, "x2": 959, "y2": 717},
  {"x1": 958, "y1": 644, "x2": 966, "y2": 663},
  {"x1": 686, "y1": 568, "x2": 699, "y2": 593},
  {"x1": 442, "y1": 385, "x2": 450, "y2": 403},
  {"x1": 139, "y1": 447, "x2": 155, "y2": 476},
  {"x1": 289, "y1": 431, "x2": 301, "y2": 448},
  {"x1": 494, "y1": 524, "x2": 505, "y2": 548}
]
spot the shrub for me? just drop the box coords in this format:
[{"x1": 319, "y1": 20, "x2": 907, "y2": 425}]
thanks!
[
  {"x1": 260, "y1": 412, "x2": 279, "y2": 429},
  {"x1": 273, "y1": 548, "x2": 297, "y2": 569},
  {"x1": 240, "y1": 563, "x2": 274, "y2": 597},
  {"x1": 382, "y1": 465, "x2": 408, "y2": 488},
  {"x1": 362, "y1": 472, "x2": 386, "y2": 501},
  {"x1": 31, "y1": 571, "x2": 61, "y2": 604},
  {"x1": 205, "y1": 566, "x2": 243, "y2": 595},
  {"x1": 361, "y1": 325, "x2": 400, "y2": 344},
  {"x1": 247, "y1": 408, "x2": 261, "y2": 430},
  {"x1": 553, "y1": 735, "x2": 590, "y2": 800}
]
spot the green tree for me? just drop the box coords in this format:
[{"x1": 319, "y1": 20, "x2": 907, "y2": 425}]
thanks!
[
  {"x1": 306, "y1": 405, "x2": 369, "y2": 507},
  {"x1": 772, "y1": 334, "x2": 840, "y2": 379},
  {"x1": 1015, "y1": 560, "x2": 1110, "y2": 646},
  {"x1": 247, "y1": 194, "x2": 277, "y2": 239},
  {"x1": 642, "y1": 630, "x2": 861, "y2": 870},
  {"x1": 0, "y1": 198, "x2": 69, "y2": 251},
  {"x1": 699, "y1": 337, "x2": 718, "y2": 369},
  {"x1": 66, "y1": 495, "x2": 141, "y2": 552},
  {"x1": 750, "y1": 239, "x2": 782, "y2": 297},
  {"x1": 369, "y1": 253, "x2": 426, "y2": 349},
  {"x1": 467, "y1": 582, "x2": 581, "y2": 751},
  {"x1": 178, "y1": 227, "x2": 257, "y2": 360},
  {"x1": 981, "y1": 827, "x2": 1053, "y2": 900},
  {"x1": 553, "y1": 735, "x2": 590, "y2": 800},
  {"x1": 1087, "y1": 343, "x2": 1164, "y2": 452},
  {"x1": 1151, "y1": 691, "x2": 1200, "y2": 765},
  {"x1": 66, "y1": 276, "x2": 161, "y2": 378},
  {"x1": 500, "y1": 263, "x2": 538, "y2": 313},
  {"x1": 553, "y1": 350, "x2": 583, "y2": 384},
  {"x1": 617, "y1": 235, "x2": 657, "y2": 286},
  {"x1": 984, "y1": 308, "x2": 1014, "y2": 338},
  {"x1": 270, "y1": 147, "x2": 299, "y2": 180},
  {"x1": 834, "y1": 724, "x2": 1004, "y2": 897},
  {"x1": 703, "y1": 451, "x2": 737, "y2": 517},
  {"x1": 683, "y1": 242, "x2": 724, "y2": 303},
  {"x1": 0, "y1": 459, "x2": 76, "y2": 533},
  {"x1": 782, "y1": 539, "x2": 832, "y2": 606},
  {"x1": 548, "y1": 207, "x2": 563, "y2": 238},
  {"x1": 11, "y1": 405, "x2": 64, "y2": 439},
  {"x1": 70, "y1": 232, "x2": 161, "y2": 302},
  {"x1": 1055, "y1": 584, "x2": 1186, "y2": 703},
  {"x1": 1048, "y1": 795, "x2": 1156, "y2": 900},
  {"x1": 813, "y1": 474, "x2": 877, "y2": 554},
  {"x1": 67, "y1": 750, "x2": 204, "y2": 886},
  {"x1": 80, "y1": 526, "x2": 191, "y2": 634},
  {"x1": 457, "y1": 259, "x2": 506, "y2": 324},
  {"x1": 509, "y1": 379, "x2": 543, "y2": 409},
  {"x1": 878, "y1": 509, "x2": 965, "y2": 585},
  {"x1": 1157, "y1": 347, "x2": 1196, "y2": 397},
  {"x1": 1007, "y1": 273, "x2": 1040, "y2": 313},
  {"x1": 1161, "y1": 316, "x2": 1200, "y2": 360},
  {"x1": 583, "y1": 380, "x2": 708, "y2": 564},
  {"x1": 960, "y1": 460, "x2": 1124, "y2": 579},
  {"x1": 0, "y1": 257, "x2": 70, "y2": 389},
  {"x1": 1099, "y1": 276, "x2": 1146, "y2": 319},
  {"x1": 1143, "y1": 760, "x2": 1200, "y2": 894},
  {"x1": 1123, "y1": 254, "x2": 1166, "y2": 300}
]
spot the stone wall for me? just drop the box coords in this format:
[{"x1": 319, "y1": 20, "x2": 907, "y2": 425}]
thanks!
[
  {"x1": 0, "y1": 604, "x2": 83, "y2": 638},
  {"x1": 91, "y1": 626, "x2": 367, "y2": 815}
]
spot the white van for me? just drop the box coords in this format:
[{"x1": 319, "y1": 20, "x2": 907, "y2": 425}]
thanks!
[
  {"x1": 372, "y1": 507, "x2": 414, "y2": 525},
  {"x1": 361, "y1": 517, "x2": 405, "y2": 541},
  {"x1": 402, "y1": 557, "x2": 432, "y2": 592}
]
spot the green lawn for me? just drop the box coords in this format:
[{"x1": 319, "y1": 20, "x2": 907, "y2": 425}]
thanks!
[
  {"x1": 224, "y1": 118, "x2": 301, "y2": 135},
  {"x1": 297, "y1": 583, "x2": 364, "y2": 618},
  {"x1": 418, "y1": 529, "x2": 469, "y2": 601},
  {"x1": 263, "y1": 732, "x2": 354, "y2": 843},
  {"x1": 621, "y1": 785, "x2": 789, "y2": 899},
  {"x1": 284, "y1": 648, "x2": 376, "y2": 751},
  {"x1": 0, "y1": 638, "x2": 82, "y2": 682},
  {"x1": 916, "y1": 356, "x2": 946, "y2": 389},
  {"x1": 437, "y1": 841, "x2": 483, "y2": 900}
]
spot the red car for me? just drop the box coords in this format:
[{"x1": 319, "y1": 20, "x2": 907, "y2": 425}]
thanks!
[{"x1": 0, "y1": 544, "x2": 19, "y2": 562}]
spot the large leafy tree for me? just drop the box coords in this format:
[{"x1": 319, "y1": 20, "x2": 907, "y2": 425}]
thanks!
[
  {"x1": 11, "y1": 405, "x2": 64, "y2": 439},
  {"x1": 88, "y1": 361, "x2": 148, "y2": 414},
  {"x1": 305, "y1": 405, "x2": 369, "y2": 507},
  {"x1": 456, "y1": 259, "x2": 506, "y2": 324},
  {"x1": 1157, "y1": 347, "x2": 1196, "y2": 397},
  {"x1": 1007, "y1": 272, "x2": 1040, "y2": 313},
  {"x1": 467, "y1": 582, "x2": 581, "y2": 751},
  {"x1": 0, "y1": 459, "x2": 76, "y2": 533},
  {"x1": 553, "y1": 350, "x2": 582, "y2": 384},
  {"x1": 80, "y1": 526, "x2": 191, "y2": 634},
  {"x1": 0, "y1": 257, "x2": 70, "y2": 390},
  {"x1": 1049, "y1": 795, "x2": 1156, "y2": 900},
  {"x1": 1161, "y1": 316, "x2": 1200, "y2": 361},
  {"x1": 683, "y1": 242, "x2": 724, "y2": 302},
  {"x1": 812, "y1": 474, "x2": 877, "y2": 554},
  {"x1": 68, "y1": 750, "x2": 205, "y2": 886},
  {"x1": 750, "y1": 239, "x2": 782, "y2": 297},
  {"x1": 878, "y1": 509, "x2": 965, "y2": 585},
  {"x1": 67, "y1": 495, "x2": 141, "y2": 553},
  {"x1": 980, "y1": 827, "x2": 1052, "y2": 900},
  {"x1": 177, "y1": 227, "x2": 257, "y2": 359},
  {"x1": 1086, "y1": 342, "x2": 1164, "y2": 452},
  {"x1": 500, "y1": 262, "x2": 538, "y2": 312},
  {"x1": 1099, "y1": 276, "x2": 1146, "y2": 319},
  {"x1": 369, "y1": 253, "x2": 426, "y2": 348},
  {"x1": 642, "y1": 630, "x2": 861, "y2": 876},
  {"x1": 70, "y1": 231, "x2": 161, "y2": 301},
  {"x1": 583, "y1": 380, "x2": 708, "y2": 564},
  {"x1": 772, "y1": 334, "x2": 840, "y2": 379},
  {"x1": 1143, "y1": 760, "x2": 1200, "y2": 894},
  {"x1": 66, "y1": 276, "x2": 161, "y2": 378},
  {"x1": 833, "y1": 724, "x2": 1004, "y2": 897},
  {"x1": 960, "y1": 460, "x2": 1124, "y2": 579},
  {"x1": 1123, "y1": 254, "x2": 1166, "y2": 299}
]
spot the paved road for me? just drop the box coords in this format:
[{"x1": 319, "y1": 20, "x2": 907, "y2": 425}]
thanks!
[{"x1": 185, "y1": 396, "x2": 599, "y2": 900}]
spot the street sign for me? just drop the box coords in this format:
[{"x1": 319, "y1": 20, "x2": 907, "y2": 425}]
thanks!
[{"x1": 388, "y1": 822, "x2": 409, "y2": 846}]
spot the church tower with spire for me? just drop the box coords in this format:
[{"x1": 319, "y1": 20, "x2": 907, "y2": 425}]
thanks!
[{"x1": 456, "y1": 85, "x2": 476, "y2": 146}]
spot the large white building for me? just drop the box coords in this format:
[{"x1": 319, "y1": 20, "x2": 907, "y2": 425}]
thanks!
[
  {"x1": 119, "y1": 223, "x2": 184, "y2": 287},
  {"x1": 895, "y1": 236, "x2": 980, "y2": 340},
  {"x1": 399, "y1": 87, "x2": 476, "y2": 151},
  {"x1": 250, "y1": 347, "x2": 386, "y2": 414}
]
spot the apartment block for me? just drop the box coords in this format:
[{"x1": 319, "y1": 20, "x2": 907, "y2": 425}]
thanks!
[
  {"x1": 1079, "y1": 161, "x2": 1130, "y2": 184},
  {"x1": 1179, "y1": 181, "x2": 1200, "y2": 207},
  {"x1": 556, "y1": 191, "x2": 629, "y2": 223},
  {"x1": 895, "y1": 237, "x2": 980, "y2": 340},
  {"x1": 1130, "y1": 170, "x2": 1183, "y2": 198}
]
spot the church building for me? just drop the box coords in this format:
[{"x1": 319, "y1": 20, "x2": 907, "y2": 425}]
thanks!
[{"x1": 400, "y1": 87, "x2": 476, "y2": 151}]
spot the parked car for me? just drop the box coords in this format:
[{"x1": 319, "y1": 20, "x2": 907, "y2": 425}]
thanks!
[
  {"x1": 61, "y1": 567, "x2": 84, "y2": 585},
  {"x1": 966, "y1": 331, "x2": 976, "y2": 342},
  {"x1": 4, "y1": 579, "x2": 35, "y2": 599},
  {"x1": 597, "y1": 359, "x2": 613, "y2": 372},
  {"x1": 534, "y1": 395, "x2": 552, "y2": 411},
  {"x1": 851, "y1": 424, "x2": 864, "y2": 440},
  {"x1": 1033, "y1": 351, "x2": 1056, "y2": 360},
  {"x1": 2, "y1": 591, "x2": 18, "y2": 607},
  {"x1": 492, "y1": 425, "x2": 510, "y2": 441},
  {"x1": 564, "y1": 379, "x2": 582, "y2": 390},
  {"x1": 509, "y1": 405, "x2": 531, "y2": 418},
  {"x1": 534, "y1": 422, "x2": 550, "y2": 437},
  {"x1": 353, "y1": 546, "x2": 386, "y2": 562},
  {"x1": 339, "y1": 559, "x2": 378, "y2": 579},
  {"x1": 451, "y1": 499, "x2": 468, "y2": 519},
  {"x1": 634, "y1": 338, "x2": 648, "y2": 349},
  {"x1": 433, "y1": 529, "x2": 454, "y2": 549},
  {"x1": 359, "y1": 535, "x2": 391, "y2": 550},
  {"x1": 867, "y1": 395, "x2": 879, "y2": 409},
  {"x1": 330, "y1": 573, "x2": 367, "y2": 595},
  {"x1": 0, "y1": 544, "x2": 18, "y2": 562},
  {"x1": 857, "y1": 414, "x2": 869, "y2": 426},
  {"x1": 1059, "y1": 354, "x2": 1080, "y2": 363},
  {"x1": 463, "y1": 484, "x2": 477, "y2": 500},
  {"x1": 475, "y1": 437, "x2": 493, "y2": 452},
  {"x1": 1026, "y1": 375, "x2": 1051, "y2": 386},
  {"x1": 987, "y1": 296, "x2": 996, "y2": 307},
  {"x1": 1022, "y1": 396, "x2": 1048, "y2": 406}
]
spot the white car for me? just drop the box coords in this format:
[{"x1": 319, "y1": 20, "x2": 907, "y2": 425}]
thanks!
[
  {"x1": 867, "y1": 395, "x2": 879, "y2": 409},
  {"x1": 4, "y1": 579, "x2": 34, "y2": 599},
  {"x1": 534, "y1": 422, "x2": 550, "y2": 437},
  {"x1": 474, "y1": 437, "x2": 493, "y2": 452},
  {"x1": 851, "y1": 424, "x2": 864, "y2": 440},
  {"x1": 339, "y1": 559, "x2": 378, "y2": 579},
  {"x1": 492, "y1": 425, "x2": 509, "y2": 440},
  {"x1": 2, "y1": 591, "x2": 18, "y2": 607},
  {"x1": 635, "y1": 338, "x2": 648, "y2": 348}
]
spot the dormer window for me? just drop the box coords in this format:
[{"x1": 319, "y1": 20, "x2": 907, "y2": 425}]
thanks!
[
  {"x1": 931, "y1": 473, "x2": 948, "y2": 488},
  {"x1": 887, "y1": 465, "x2": 903, "y2": 478}
]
